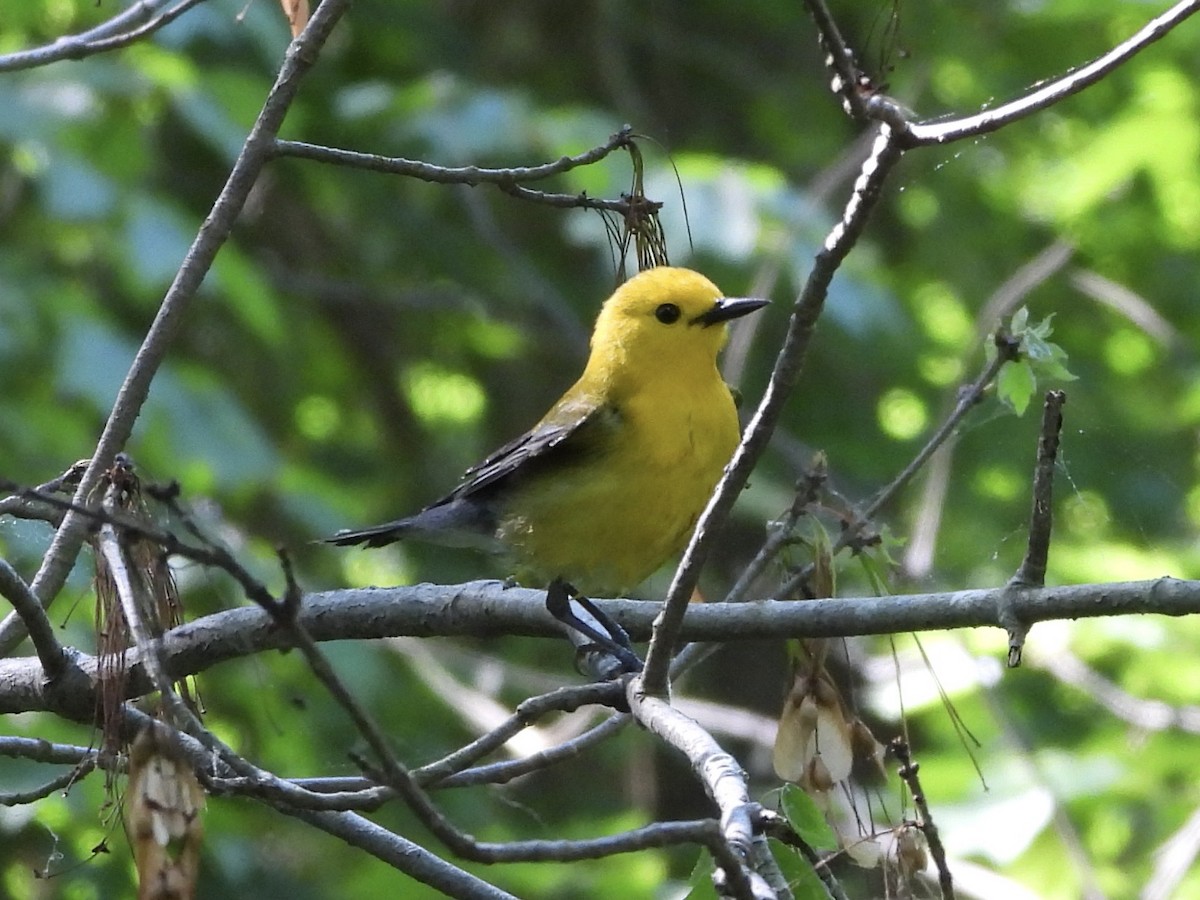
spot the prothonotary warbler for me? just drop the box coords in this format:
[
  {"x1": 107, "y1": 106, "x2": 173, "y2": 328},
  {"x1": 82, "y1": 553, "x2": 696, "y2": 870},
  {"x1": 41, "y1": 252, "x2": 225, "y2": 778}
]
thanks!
[{"x1": 329, "y1": 266, "x2": 767, "y2": 597}]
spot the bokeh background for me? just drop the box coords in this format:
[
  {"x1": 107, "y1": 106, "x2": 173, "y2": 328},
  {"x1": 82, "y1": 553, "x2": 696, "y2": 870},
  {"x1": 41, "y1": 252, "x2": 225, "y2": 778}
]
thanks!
[{"x1": 3, "y1": 2, "x2": 1200, "y2": 897}]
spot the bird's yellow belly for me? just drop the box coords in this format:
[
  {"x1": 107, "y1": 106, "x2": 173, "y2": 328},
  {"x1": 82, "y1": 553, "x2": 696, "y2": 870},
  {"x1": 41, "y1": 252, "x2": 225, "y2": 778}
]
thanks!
[{"x1": 499, "y1": 389, "x2": 739, "y2": 596}]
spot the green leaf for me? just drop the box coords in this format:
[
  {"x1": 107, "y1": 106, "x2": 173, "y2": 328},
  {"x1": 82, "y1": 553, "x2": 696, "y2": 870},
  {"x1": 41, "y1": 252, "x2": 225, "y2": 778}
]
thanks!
[
  {"x1": 997, "y1": 358, "x2": 1035, "y2": 415},
  {"x1": 768, "y1": 838, "x2": 833, "y2": 900},
  {"x1": 683, "y1": 850, "x2": 719, "y2": 900},
  {"x1": 780, "y1": 783, "x2": 839, "y2": 850}
]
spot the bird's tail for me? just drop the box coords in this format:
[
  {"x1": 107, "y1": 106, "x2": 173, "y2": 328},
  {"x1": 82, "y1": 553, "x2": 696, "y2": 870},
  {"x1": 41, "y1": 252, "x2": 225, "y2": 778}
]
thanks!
[
  {"x1": 327, "y1": 499, "x2": 500, "y2": 552},
  {"x1": 326, "y1": 519, "x2": 413, "y2": 548}
]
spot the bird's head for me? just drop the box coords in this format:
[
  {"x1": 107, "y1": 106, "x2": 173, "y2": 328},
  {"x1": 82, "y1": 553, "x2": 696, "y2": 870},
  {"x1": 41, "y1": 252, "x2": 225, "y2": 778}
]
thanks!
[{"x1": 587, "y1": 267, "x2": 768, "y2": 382}]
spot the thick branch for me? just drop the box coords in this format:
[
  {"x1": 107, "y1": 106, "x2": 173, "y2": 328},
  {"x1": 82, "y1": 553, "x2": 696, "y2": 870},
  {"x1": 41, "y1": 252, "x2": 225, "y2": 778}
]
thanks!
[
  {"x1": 4, "y1": 576, "x2": 1199, "y2": 715},
  {"x1": 626, "y1": 688, "x2": 764, "y2": 898}
]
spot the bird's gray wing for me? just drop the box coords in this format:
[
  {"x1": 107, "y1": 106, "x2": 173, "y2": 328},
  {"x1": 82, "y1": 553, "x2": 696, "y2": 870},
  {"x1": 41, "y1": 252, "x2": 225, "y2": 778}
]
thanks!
[
  {"x1": 451, "y1": 401, "x2": 614, "y2": 499},
  {"x1": 327, "y1": 401, "x2": 616, "y2": 549}
]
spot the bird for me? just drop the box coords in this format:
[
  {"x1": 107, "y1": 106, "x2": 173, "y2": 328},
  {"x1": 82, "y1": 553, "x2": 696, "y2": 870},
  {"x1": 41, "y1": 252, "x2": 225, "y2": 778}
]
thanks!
[{"x1": 329, "y1": 266, "x2": 767, "y2": 597}]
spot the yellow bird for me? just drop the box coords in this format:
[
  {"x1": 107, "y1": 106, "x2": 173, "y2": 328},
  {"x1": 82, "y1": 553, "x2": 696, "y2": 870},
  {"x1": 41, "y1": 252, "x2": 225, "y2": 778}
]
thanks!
[{"x1": 330, "y1": 266, "x2": 767, "y2": 597}]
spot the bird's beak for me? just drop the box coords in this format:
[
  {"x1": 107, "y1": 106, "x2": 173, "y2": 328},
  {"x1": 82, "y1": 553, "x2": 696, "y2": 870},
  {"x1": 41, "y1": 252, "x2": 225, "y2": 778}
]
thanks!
[{"x1": 692, "y1": 296, "x2": 769, "y2": 327}]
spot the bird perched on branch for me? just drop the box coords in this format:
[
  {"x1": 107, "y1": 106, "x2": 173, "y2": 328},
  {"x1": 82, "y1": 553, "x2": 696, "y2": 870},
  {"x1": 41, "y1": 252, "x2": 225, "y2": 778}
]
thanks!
[{"x1": 329, "y1": 266, "x2": 767, "y2": 597}]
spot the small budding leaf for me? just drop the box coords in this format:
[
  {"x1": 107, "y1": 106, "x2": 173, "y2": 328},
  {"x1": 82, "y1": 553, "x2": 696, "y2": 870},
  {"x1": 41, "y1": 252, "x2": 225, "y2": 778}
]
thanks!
[{"x1": 993, "y1": 307, "x2": 1076, "y2": 415}]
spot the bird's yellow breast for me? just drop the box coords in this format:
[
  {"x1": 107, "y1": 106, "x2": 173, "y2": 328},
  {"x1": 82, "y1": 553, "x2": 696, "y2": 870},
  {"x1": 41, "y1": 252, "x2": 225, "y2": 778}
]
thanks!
[{"x1": 497, "y1": 370, "x2": 740, "y2": 596}]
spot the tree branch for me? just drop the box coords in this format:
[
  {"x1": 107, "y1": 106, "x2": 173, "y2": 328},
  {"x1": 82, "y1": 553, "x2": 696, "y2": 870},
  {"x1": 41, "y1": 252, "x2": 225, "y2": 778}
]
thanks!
[
  {"x1": 0, "y1": 0, "x2": 355, "y2": 657},
  {"x1": 897, "y1": 0, "x2": 1200, "y2": 146},
  {"x1": 640, "y1": 123, "x2": 907, "y2": 696},
  {"x1": 625, "y1": 688, "x2": 765, "y2": 898},
  {"x1": 0, "y1": 0, "x2": 212, "y2": 73},
  {"x1": 891, "y1": 739, "x2": 953, "y2": 900},
  {"x1": 0, "y1": 560, "x2": 65, "y2": 680},
  {"x1": 281, "y1": 807, "x2": 519, "y2": 900},
  {"x1": 273, "y1": 126, "x2": 632, "y2": 186},
  {"x1": 5, "y1": 576, "x2": 1200, "y2": 715},
  {"x1": 1012, "y1": 391, "x2": 1067, "y2": 589}
]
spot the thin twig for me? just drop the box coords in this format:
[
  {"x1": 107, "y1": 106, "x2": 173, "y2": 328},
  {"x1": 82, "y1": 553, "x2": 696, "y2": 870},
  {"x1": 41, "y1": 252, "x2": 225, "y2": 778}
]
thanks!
[
  {"x1": 0, "y1": 560, "x2": 65, "y2": 679},
  {"x1": 898, "y1": 1, "x2": 1200, "y2": 147},
  {"x1": 1003, "y1": 390, "x2": 1067, "y2": 666},
  {"x1": 494, "y1": 182, "x2": 638, "y2": 212},
  {"x1": 904, "y1": 240, "x2": 1075, "y2": 579},
  {"x1": 771, "y1": 328, "x2": 1022, "y2": 601},
  {"x1": 0, "y1": 0, "x2": 355, "y2": 657},
  {"x1": 639, "y1": 125, "x2": 905, "y2": 695},
  {"x1": 275, "y1": 130, "x2": 641, "y2": 212},
  {"x1": 864, "y1": 333, "x2": 1022, "y2": 524},
  {"x1": 433, "y1": 712, "x2": 629, "y2": 788},
  {"x1": 1012, "y1": 390, "x2": 1067, "y2": 589},
  {"x1": 0, "y1": 0, "x2": 212, "y2": 73},
  {"x1": 415, "y1": 681, "x2": 623, "y2": 785},
  {"x1": 890, "y1": 738, "x2": 953, "y2": 900},
  {"x1": 111, "y1": 703, "x2": 519, "y2": 896},
  {"x1": 288, "y1": 809, "x2": 521, "y2": 898},
  {"x1": 0, "y1": 762, "x2": 96, "y2": 806},
  {"x1": 803, "y1": 0, "x2": 870, "y2": 122},
  {"x1": 0, "y1": 736, "x2": 101, "y2": 766}
]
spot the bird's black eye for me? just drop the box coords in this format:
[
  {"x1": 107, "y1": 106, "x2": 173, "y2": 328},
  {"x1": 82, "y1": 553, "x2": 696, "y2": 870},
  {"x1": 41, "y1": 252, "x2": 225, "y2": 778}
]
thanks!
[{"x1": 655, "y1": 303, "x2": 681, "y2": 324}]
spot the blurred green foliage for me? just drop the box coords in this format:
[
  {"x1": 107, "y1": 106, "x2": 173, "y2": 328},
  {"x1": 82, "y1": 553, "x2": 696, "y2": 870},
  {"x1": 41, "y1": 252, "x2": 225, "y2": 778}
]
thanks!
[{"x1": 3, "y1": 1, "x2": 1200, "y2": 898}]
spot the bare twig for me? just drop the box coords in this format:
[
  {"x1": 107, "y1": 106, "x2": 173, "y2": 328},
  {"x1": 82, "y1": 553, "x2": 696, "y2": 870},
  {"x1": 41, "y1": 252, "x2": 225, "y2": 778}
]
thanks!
[
  {"x1": 891, "y1": 738, "x2": 953, "y2": 900},
  {"x1": 274, "y1": 126, "x2": 631, "y2": 183},
  {"x1": 0, "y1": 763, "x2": 96, "y2": 806},
  {"x1": 433, "y1": 712, "x2": 629, "y2": 788},
  {"x1": 0, "y1": 0, "x2": 212, "y2": 73},
  {"x1": 1012, "y1": 391, "x2": 1067, "y2": 589},
  {"x1": 416, "y1": 681, "x2": 623, "y2": 785},
  {"x1": 803, "y1": 0, "x2": 870, "y2": 122},
  {"x1": 907, "y1": 239, "x2": 1075, "y2": 579},
  {"x1": 275, "y1": 129, "x2": 642, "y2": 213},
  {"x1": 0, "y1": 0, "x2": 355, "y2": 657},
  {"x1": 640, "y1": 124, "x2": 906, "y2": 696},
  {"x1": 494, "y1": 182, "x2": 640, "y2": 212},
  {"x1": 775, "y1": 327, "x2": 1022, "y2": 599},
  {"x1": 1004, "y1": 390, "x2": 1067, "y2": 666},
  {"x1": 0, "y1": 736, "x2": 101, "y2": 766},
  {"x1": 898, "y1": 1, "x2": 1200, "y2": 147},
  {"x1": 865, "y1": 333, "x2": 1022, "y2": 524},
  {"x1": 0, "y1": 560, "x2": 65, "y2": 679},
  {"x1": 284, "y1": 807, "x2": 519, "y2": 899}
]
